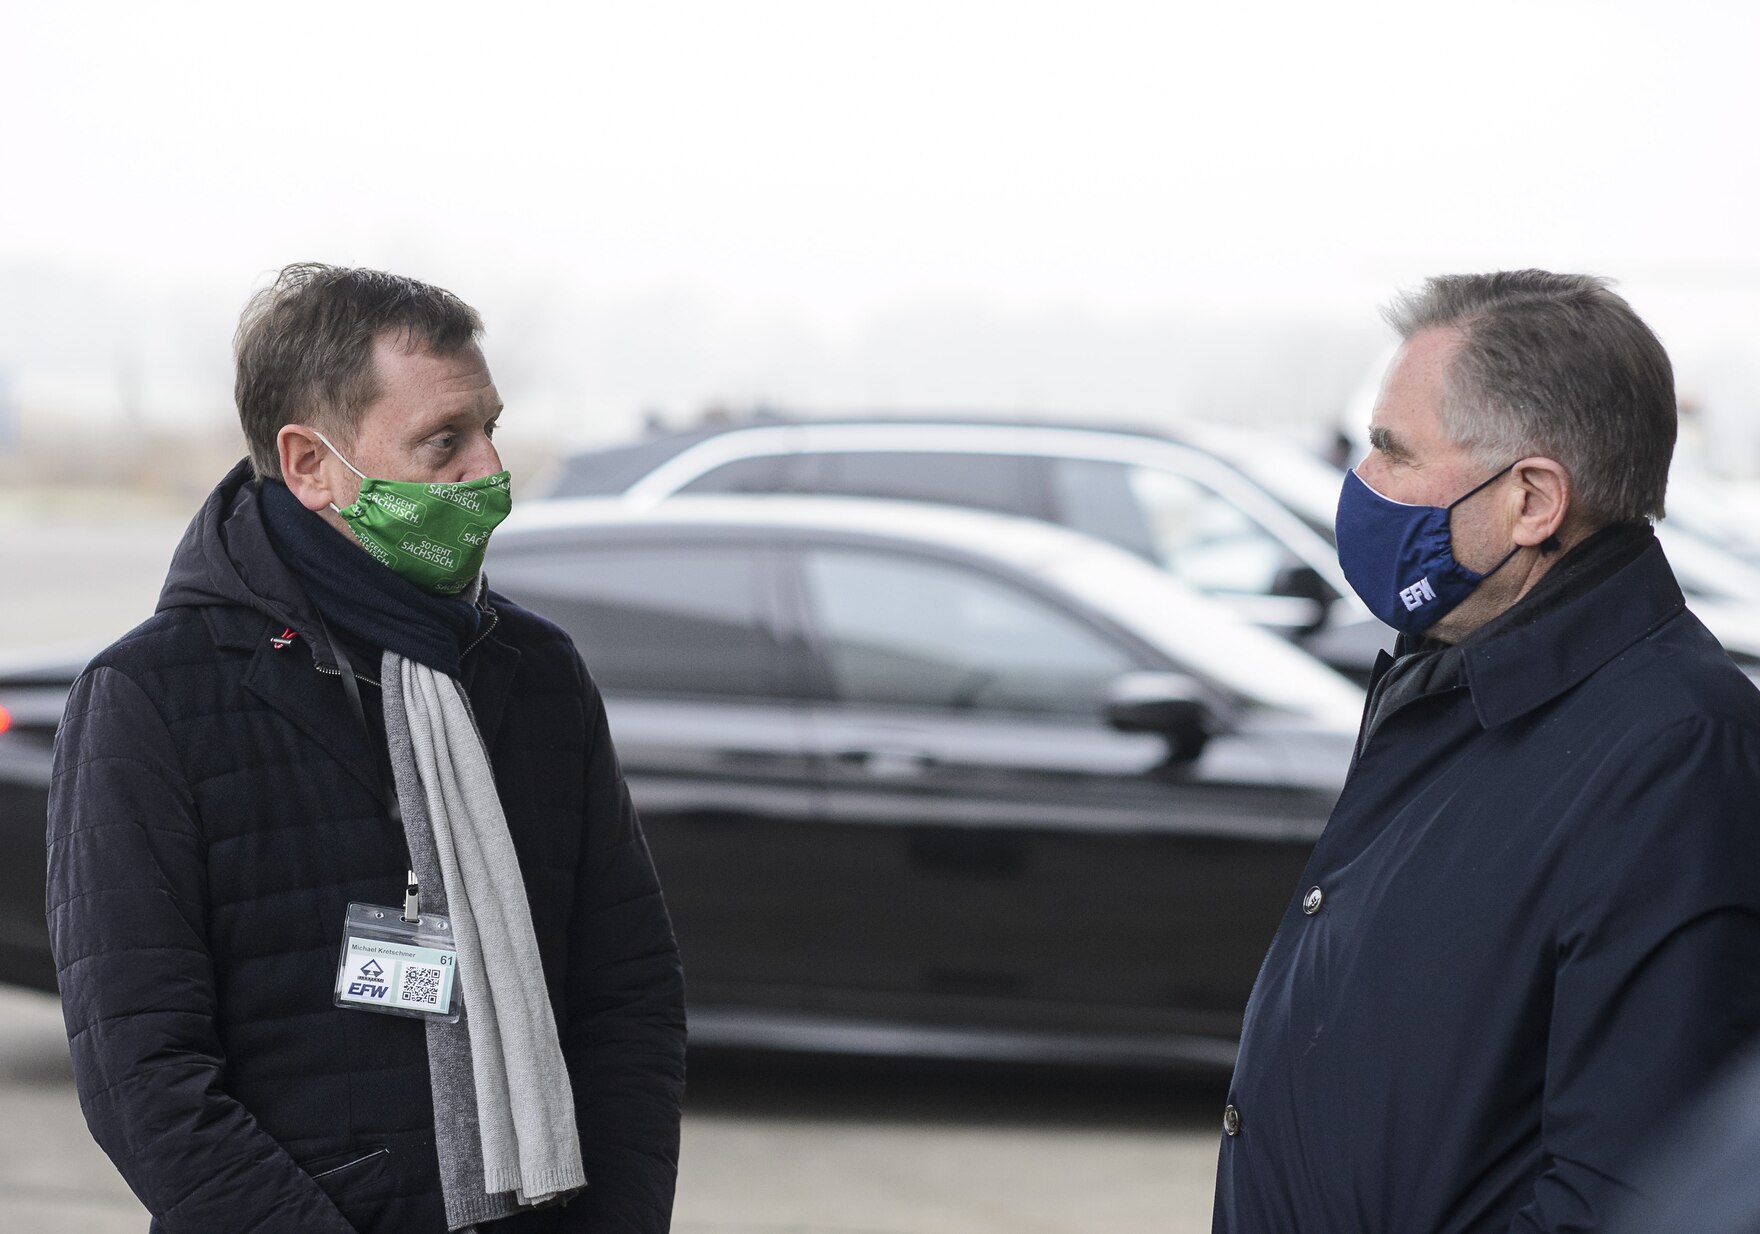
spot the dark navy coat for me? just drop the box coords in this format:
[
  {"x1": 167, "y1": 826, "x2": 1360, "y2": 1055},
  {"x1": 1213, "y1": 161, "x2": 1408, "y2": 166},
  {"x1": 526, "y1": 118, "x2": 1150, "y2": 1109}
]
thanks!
[
  {"x1": 47, "y1": 465, "x2": 687, "y2": 1233},
  {"x1": 1215, "y1": 537, "x2": 1760, "y2": 1233}
]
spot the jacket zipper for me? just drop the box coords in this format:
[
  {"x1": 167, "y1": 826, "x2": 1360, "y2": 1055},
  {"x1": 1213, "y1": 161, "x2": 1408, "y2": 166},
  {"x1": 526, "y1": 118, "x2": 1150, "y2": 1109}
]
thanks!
[
  {"x1": 460, "y1": 606, "x2": 500, "y2": 660},
  {"x1": 315, "y1": 661, "x2": 378, "y2": 686}
]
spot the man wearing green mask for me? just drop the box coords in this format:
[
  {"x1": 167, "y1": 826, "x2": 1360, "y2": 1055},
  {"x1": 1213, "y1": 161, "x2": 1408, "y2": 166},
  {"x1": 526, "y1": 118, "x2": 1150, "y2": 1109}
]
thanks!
[
  {"x1": 47, "y1": 264, "x2": 687, "y2": 1234},
  {"x1": 289, "y1": 385, "x2": 511, "y2": 594},
  {"x1": 310, "y1": 424, "x2": 511, "y2": 594}
]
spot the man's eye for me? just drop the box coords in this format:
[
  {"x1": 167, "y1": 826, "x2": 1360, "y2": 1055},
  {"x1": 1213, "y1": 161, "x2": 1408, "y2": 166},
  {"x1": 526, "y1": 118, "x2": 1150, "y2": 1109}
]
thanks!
[
  {"x1": 485, "y1": 421, "x2": 498, "y2": 439},
  {"x1": 432, "y1": 434, "x2": 457, "y2": 451}
]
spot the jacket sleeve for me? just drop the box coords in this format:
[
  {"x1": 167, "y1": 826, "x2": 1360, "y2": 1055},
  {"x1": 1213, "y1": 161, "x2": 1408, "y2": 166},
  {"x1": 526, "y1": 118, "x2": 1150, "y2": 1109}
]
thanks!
[
  {"x1": 557, "y1": 662, "x2": 688, "y2": 1234},
  {"x1": 1507, "y1": 715, "x2": 1760, "y2": 1233},
  {"x1": 48, "y1": 665, "x2": 358, "y2": 1234}
]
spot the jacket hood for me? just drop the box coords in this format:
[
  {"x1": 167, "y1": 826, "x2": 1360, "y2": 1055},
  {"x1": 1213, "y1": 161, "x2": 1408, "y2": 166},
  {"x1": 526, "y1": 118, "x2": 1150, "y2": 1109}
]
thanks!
[{"x1": 157, "y1": 459, "x2": 323, "y2": 649}]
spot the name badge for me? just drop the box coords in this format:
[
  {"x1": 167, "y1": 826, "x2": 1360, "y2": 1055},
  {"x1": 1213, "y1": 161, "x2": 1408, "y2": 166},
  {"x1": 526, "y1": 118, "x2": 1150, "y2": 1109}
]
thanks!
[{"x1": 334, "y1": 901, "x2": 461, "y2": 1023}]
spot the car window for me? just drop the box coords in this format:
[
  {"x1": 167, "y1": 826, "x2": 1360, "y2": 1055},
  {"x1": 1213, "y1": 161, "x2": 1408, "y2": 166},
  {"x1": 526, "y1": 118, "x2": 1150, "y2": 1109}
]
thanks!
[
  {"x1": 547, "y1": 436, "x2": 711, "y2": 498},
  {"x1": 492, "y1": 545, "x2": 778, "y2": 698},
  {"x1": 801, "y1": 548, "x2": 1131, "y2": 715},
  {"x1": 675, "y1": 453, "x2": 789, "y2": 495},
  {"x1": 1049, "y1": 458, "x2": 1160, "y2": 560},
  {"x1": 1126, "y1": 467, "x2": 1303, "y2": 597},
  {"x1": 794, "y1": 451, "x2": 1041, "y2": 517}
]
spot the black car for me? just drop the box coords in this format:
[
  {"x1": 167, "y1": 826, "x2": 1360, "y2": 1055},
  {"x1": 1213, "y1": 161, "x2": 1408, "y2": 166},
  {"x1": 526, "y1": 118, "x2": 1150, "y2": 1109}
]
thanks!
[
  {"x1": 489, "y1": 495, "x2": 1357, "y2": 1066},
  {"x1": 0, "y1": 651, "x2": 81, "y2": 991},
  {"x1": 0, "y1": 495, "x2": 1358, "y2": 1067}
]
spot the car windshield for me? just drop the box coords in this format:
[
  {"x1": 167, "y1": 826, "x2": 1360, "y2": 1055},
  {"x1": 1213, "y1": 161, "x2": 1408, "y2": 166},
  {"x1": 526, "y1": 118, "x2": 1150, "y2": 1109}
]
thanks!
[{"x1": 1036, "y1": 549, "x2": 1363, "y2": 727}]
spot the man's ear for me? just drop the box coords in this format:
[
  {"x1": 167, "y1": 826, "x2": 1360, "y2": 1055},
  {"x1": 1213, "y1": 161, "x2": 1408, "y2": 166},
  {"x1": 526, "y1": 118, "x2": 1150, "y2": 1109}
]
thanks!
[
  {"x1": 278, "y1": 425, "x2": 340, "y2": 513},
  {"x1": 1509, "y1": 457, "x2": 1571, "y2": 551}
]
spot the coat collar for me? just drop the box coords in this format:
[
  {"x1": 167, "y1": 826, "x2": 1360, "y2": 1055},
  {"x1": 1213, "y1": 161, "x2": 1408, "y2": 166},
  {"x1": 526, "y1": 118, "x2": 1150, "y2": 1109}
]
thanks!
[
  {"x1": 240, "y1": 613, "x2": 390, "y2": 806},
  {"x1": 206, "y1": 606, "x2": 522, "y2": 810},
  {"x1": 171, "y1": 464, "x2": 523, "y2": 795},
  {"x1": 201, "y1": 593, "x2": 521, "y2": 812},
  {"x1": 1458, "y1": 537, "x2": 1685, "y2": 729}
]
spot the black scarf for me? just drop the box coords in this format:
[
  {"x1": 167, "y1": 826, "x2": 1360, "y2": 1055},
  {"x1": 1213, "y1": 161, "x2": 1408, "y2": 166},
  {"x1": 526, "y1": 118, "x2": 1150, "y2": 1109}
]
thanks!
[{"x1": 258, "y1": 478, "x2": 486, "y2": 676}]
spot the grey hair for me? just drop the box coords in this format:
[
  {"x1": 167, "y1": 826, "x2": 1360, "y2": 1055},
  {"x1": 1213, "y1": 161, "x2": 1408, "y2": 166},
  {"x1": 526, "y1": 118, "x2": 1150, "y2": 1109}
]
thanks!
[
  {"x1": 234, "y1": 263, "x2": 484, "y2": 480},
  {"x1": 1382, "y1": 270, "x2": 1675, "y2": 523}
]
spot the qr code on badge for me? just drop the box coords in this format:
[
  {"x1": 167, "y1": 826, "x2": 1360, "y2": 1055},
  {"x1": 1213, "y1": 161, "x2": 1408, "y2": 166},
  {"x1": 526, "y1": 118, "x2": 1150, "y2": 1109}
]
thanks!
[{"x1": 400, "y1": 963, "x2": 444, "y2": 1008}]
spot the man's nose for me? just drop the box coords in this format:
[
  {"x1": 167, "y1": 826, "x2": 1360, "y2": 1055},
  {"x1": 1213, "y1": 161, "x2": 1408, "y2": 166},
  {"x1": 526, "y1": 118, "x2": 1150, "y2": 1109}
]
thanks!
[{"x1": 457, "y1": 436, "x2": 503, "y2": 482}]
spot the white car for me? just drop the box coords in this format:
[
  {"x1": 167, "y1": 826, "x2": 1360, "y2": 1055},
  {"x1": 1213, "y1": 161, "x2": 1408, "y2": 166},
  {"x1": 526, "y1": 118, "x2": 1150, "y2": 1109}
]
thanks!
[{"x1": 543, "y1": 418, "x2": 1395, "y2": 680}]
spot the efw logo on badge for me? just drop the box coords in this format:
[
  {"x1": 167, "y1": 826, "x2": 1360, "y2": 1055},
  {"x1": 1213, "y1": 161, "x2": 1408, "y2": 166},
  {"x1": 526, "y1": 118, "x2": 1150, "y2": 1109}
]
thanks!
[
  {"x1": 1400, "y1": 577, "x2": 1437, "y2": 611},
  {"x1": 347, "y1": 957, "x2": 390, "y2": 1001}
]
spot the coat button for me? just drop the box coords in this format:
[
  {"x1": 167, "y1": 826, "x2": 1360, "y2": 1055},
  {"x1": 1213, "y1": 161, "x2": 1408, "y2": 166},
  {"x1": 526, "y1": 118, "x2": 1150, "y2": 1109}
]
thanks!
[
  {"x1": 1303, "y1": 886, "x2": 1324, "y2": 915},
  {"x1": 1223, "y1": 1104, "x2": 1242, "y2": 1136}
]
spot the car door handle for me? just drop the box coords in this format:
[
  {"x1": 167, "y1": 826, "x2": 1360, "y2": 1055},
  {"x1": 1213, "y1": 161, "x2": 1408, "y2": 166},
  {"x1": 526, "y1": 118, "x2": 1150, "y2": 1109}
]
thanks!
[{"x1": 833, "y1": 746, "x2": 934, "y2": 779}]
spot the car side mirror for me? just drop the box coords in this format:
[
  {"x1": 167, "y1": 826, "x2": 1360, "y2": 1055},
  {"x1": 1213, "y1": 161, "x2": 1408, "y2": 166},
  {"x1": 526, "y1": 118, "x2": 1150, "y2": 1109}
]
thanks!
[
  {"x1": 1270, "y1": 563, "x2": 1335, "y2": 634},
  {"x1": 1104, "y1": 672, "x2": 1216, "y2": 762}
]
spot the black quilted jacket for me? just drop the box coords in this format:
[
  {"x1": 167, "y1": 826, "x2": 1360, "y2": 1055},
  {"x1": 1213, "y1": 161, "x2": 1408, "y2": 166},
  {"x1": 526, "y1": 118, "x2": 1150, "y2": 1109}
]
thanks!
[{"x1": 46, "y1": 463, "x2": 687, "y2": 1233}]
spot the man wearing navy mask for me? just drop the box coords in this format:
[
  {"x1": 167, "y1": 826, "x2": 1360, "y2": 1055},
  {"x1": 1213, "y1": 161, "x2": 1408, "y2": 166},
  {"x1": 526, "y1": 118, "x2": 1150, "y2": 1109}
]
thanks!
[
  {"x1": 1213, "y1": 271, "x2": 1760, "y2": 1233},
  {"x1": 48, "y1": 264, "x2": 686, "y2": 1233}
]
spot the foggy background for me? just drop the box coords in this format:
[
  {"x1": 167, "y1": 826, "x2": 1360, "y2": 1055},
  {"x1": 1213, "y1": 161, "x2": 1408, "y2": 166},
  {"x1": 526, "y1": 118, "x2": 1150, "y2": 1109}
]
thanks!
[{"x1": 3, "y1": 0, "x2": 1758, "y2": 513}]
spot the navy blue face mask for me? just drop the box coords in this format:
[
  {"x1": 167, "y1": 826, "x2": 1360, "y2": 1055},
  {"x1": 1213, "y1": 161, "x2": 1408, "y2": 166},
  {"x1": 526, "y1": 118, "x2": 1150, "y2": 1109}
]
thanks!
[{"x1": 1334, "y1": 462, "x2": 1519, "y2": 634}]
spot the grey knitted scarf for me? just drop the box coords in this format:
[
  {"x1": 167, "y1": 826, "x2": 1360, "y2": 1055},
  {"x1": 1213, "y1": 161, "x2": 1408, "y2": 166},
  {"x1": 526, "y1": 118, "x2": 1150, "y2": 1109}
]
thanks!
[{"x1": 382, "y1": 651, "x2": 586, "y2": 1230}]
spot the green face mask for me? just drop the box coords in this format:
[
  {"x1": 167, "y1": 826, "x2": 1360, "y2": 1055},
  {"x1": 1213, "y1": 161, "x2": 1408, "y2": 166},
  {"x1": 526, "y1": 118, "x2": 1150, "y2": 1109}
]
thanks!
[{"x1": 316, "y1": 431, "x2": 512, "y2": 595}]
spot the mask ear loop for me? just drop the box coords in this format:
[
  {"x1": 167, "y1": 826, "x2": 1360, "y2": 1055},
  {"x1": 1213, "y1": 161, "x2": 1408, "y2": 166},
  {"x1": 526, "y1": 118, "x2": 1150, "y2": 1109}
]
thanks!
[
  {"x1": 310, "y1": 429, "x2": 369, "y2": 514},
  {"x1": 1449, "y1": 460, "x2": 1558, "y2": 577},
  {"x1": 1475, "y1": 543, "x2": 1523, "y2": 583},
  {"x1": 1445, "y1": 460, "x2": 1519, "y2": 511}
]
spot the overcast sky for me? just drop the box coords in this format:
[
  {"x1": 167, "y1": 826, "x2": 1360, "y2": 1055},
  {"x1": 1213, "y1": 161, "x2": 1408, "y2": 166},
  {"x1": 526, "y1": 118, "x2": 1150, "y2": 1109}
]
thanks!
[{"x1": 3, "y1": 1, "x2": 1757, "y2": 448}]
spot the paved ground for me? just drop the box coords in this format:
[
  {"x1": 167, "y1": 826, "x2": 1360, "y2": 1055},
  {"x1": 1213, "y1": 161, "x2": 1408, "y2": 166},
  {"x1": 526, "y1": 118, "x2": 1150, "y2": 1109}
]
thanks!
[
  {"x1": 0, "y1": 986, "x2": 1226, "y2": 1233},
  {"x1": 674, "y1": 1052, "x2": 1226, "y2": 1234},
  {"x1": 0, "y1": 987, "x2": 152, "y2": 1233},
  {"x1": 0, "y1": 506, "x2": 190, "y2": 657},
  {"x1": 3, "y1": 492, "x2": 1227, "y2": 1233}
]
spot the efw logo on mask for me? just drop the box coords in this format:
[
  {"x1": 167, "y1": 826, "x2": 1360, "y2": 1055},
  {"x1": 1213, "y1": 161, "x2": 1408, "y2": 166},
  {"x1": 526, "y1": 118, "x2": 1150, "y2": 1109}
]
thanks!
[{"x1": 1400, "y1": 577, "x2": 1437, "y2": 611}]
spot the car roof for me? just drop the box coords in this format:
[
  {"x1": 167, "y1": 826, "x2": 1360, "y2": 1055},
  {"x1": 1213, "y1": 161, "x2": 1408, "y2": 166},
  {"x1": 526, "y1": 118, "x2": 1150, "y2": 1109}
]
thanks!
[
  {"x1": 505, "y1": 491, "x2": 1140, "y2": 568},
  {"x1": 498, "y1": 494, "x2": 1364, "y2": 726},
  {"x1": 578, "y1": 414, "x2": 1226, "y2": 455},
  {"x1": 577, "y1": 419, "x2": 1356, "y2": 593},
  {"x1": 542, "y1": 427, "x2": 731, "y2": 497},
  {"x1": 544, "y1": 414, "x2": 1332, "y2": 494}
]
